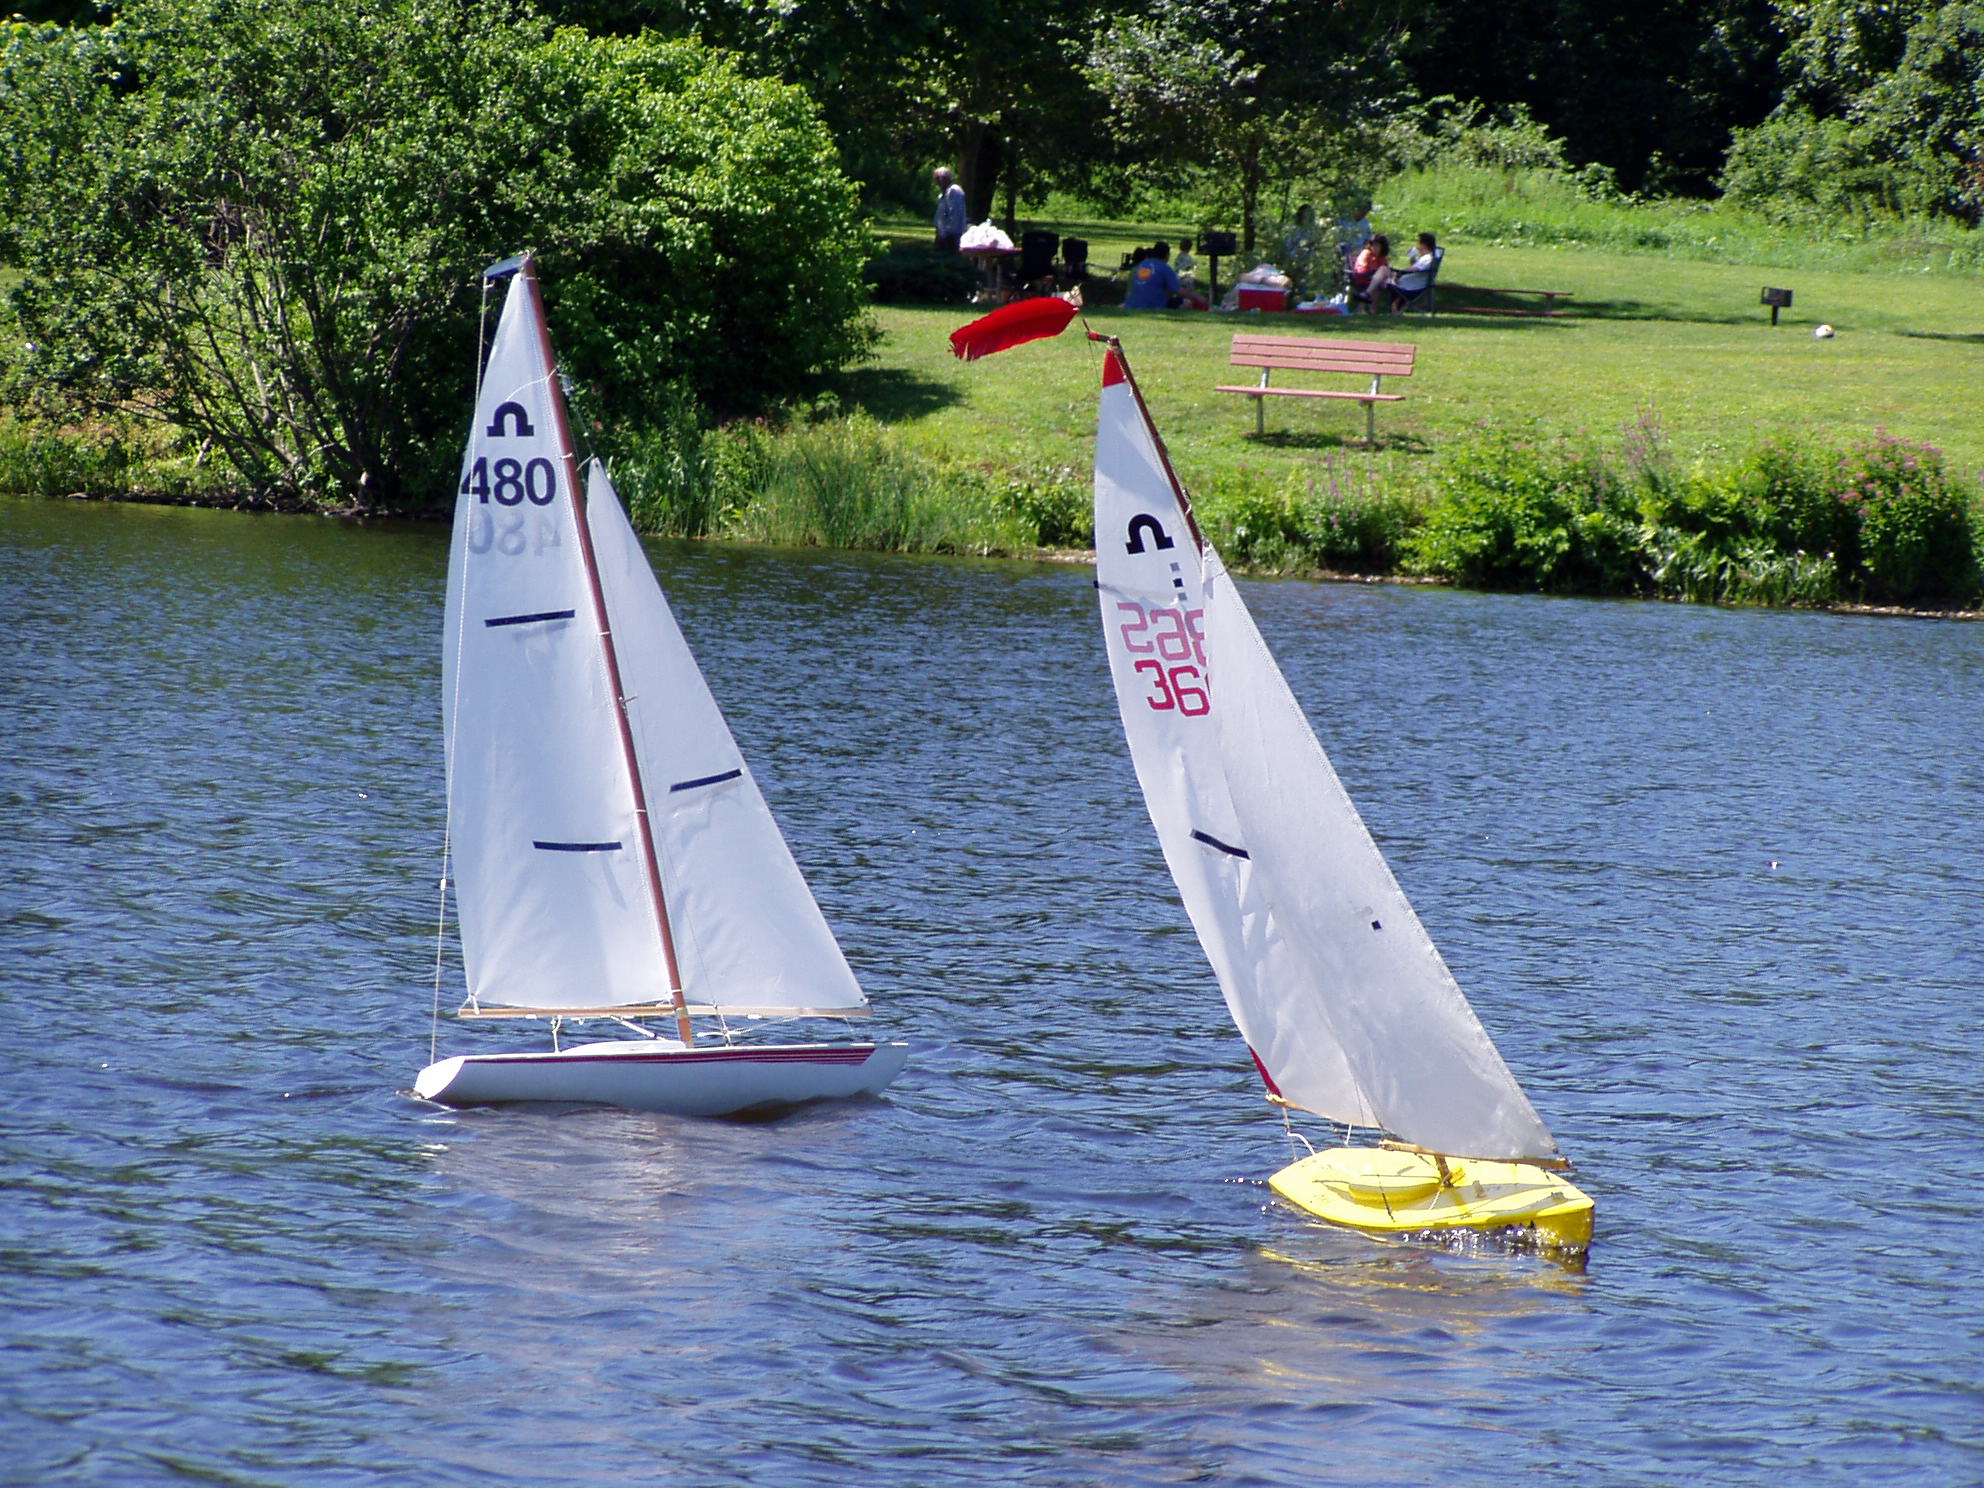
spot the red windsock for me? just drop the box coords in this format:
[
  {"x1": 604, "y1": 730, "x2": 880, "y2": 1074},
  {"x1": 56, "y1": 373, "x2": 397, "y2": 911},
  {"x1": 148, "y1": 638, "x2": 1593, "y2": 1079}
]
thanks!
[{"x1": 947, "y1": 296, "x2": 1079, "y2": 361}]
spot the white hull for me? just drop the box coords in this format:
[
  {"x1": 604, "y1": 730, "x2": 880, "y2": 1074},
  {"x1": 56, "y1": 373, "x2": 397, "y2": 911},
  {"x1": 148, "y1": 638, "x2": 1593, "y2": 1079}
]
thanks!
[{"x1": 414, "y1": 1039, "x2": 909, "y2": 1117}]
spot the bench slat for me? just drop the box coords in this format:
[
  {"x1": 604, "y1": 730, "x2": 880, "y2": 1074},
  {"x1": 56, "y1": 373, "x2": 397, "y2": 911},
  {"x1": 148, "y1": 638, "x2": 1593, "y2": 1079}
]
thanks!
[
  {"x1": 1231, "y1": 353, "x2": 1415, "y2": 376},
  {"x1": 1230, "y1": 334, "x2": 1417, "y2": 355},
  {"x1": 1214, "y1": 386, "x2": 1404, "y2": 402}
]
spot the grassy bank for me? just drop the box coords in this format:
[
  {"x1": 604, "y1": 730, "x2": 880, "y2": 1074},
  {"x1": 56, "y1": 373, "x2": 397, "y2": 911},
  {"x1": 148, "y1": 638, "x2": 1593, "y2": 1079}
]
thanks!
[
  {"x1": 7, "y1": 189, "x2": 1983, "y2": 607},
  {"x1": 844, "y1": 248, "x2": 1984, "y2": 481}
]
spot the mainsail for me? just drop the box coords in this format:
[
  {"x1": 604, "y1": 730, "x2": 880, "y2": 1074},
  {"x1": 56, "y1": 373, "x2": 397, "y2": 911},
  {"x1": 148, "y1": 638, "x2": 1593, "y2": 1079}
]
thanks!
[
  {"x1": 442, "y1": 269, "x2": 866, "y2": 1020},
  {"x1": 1091, "y1": 346, "x2": 1557, "y2": 1161}
]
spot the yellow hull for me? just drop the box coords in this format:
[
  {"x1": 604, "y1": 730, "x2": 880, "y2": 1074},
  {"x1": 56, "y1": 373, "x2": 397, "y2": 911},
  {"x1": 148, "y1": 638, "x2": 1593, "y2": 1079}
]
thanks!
[{"x1": 1269, "y1": 1147, "x2": 1594, "y2": 1253}]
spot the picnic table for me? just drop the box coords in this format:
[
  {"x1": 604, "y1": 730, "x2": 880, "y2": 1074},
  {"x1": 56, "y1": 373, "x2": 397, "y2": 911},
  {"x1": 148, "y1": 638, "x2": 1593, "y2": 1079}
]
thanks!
[{"x1": 961, "y1": 244, "x2": 1020, "y2": 302}]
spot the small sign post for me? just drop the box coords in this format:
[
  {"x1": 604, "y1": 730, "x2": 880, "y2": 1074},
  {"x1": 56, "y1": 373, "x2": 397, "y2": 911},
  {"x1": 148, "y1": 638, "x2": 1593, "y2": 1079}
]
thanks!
[{"x1": 1761, "y1": 286, "x2": 1793, "y2": 326}]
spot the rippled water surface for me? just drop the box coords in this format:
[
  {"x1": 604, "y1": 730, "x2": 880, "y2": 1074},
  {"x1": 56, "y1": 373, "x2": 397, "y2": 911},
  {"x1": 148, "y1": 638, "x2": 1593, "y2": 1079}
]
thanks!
[{"x1": 5, "y1": 495, "x2": 1981, "y2": 1486}]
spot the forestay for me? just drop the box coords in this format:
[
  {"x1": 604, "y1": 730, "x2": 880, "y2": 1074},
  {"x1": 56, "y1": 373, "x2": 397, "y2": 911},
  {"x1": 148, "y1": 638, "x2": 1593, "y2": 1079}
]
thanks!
[
  {"x1": 1091, "y1": 347, "x2": 1557, "y2": 1161},
  {"x1": 443, "y1": 272, "x2": 866, "y2": 1018}
]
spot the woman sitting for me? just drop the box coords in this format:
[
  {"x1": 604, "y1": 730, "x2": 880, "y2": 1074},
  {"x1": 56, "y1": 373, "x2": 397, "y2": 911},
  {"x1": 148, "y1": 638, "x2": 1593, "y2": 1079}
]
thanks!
[
  {"x1": 1386, "y1": 233, "x2": 1441, "y2": 312},
  {"x1": 1348, "y1": 234, "x2": 1389, "y2": 313}
]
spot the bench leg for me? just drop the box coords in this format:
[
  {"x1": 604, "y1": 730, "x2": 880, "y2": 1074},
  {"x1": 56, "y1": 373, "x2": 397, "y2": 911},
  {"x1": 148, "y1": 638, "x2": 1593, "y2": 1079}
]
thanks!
[
  {"x1": 1365, "y1": 400, "x2": 1375, "y2": 446},
  {"x1": 1255, "y1": 396, "x2": 1265, "y2": 437}
]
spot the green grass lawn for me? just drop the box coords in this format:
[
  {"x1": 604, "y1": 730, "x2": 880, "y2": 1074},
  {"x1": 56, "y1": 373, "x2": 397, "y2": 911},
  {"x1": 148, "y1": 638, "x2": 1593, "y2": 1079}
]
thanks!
[{"x1": 845, "y1": 233, "x2": 1984, "y2": 502}]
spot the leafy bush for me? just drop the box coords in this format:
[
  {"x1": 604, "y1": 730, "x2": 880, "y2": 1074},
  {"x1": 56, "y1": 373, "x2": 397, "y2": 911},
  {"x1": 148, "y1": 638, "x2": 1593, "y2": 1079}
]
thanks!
[
  {"x1": 0, "y1": 5, "x2": 876, "y2": 508},
  {"x1": 1189, "y1": 458, "x2": 1420, "y2": 575},
  {"x1": 1716, "y1": 437, "x2": 1862, "y2": 566},
  {"x1": 1291, "y1": 456, "x2": 1421, "y2": 572},
  {"x1": 1719, "y1": 112, "x2": 1906, "y2": 224},
  {"x1": 1406, "y1": 415, "x2": 1981, "y2": 609},
  {"x1": 992, "y1": 467, "x2": 1092, "y2": 548},
  {"x1": 1404, "y1": 427, "x2": 1639, "y2": 593},
  {"x1": 1393, "y1": 100, "x2": 1580, "y2": 178},
  {"x1": 1846, "y1": 434, "x2": 1980, "y2": 604},
  {"x1": 1193, "y1": 474, "x2": 1308, "y2": 572}
]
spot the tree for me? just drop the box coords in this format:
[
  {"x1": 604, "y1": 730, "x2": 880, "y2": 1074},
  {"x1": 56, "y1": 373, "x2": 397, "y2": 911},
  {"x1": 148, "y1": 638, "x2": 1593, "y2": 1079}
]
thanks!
[
  {"x1": 563, "y1": 1, "x2": 1105, "y2": 227},
  {"x1": 1395, "y1": 0, "x2": 1784, "y2": 195},
  {"x1": 1086, "y1": 0, "x2": 1409, "y2": 256},
  {"x1": 1731, "y1": 0, "x2": 1984, "y2": 223},
  {"x1": 0, "y1": 0, "x2": 876, "y2": 507}
]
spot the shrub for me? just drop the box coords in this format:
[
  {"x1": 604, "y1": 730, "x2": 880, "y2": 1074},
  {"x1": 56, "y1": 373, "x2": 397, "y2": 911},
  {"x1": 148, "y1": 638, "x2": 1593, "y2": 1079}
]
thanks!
[
  {"x1": 864, "y1": 244, "x2": 979, "y2": 305},
  {"x1": 1719, "y1": 437, "x2": 1861, "y2": 568},
  {"x1": 1845, "y1": 434, "x2": 1979, "y2": 605},
  {"x1": 1193, "y1": 472, "x2": 1307, "y2": 572},
  {"x1": 0, "y1": 6, "x2": 876, "y2": 508},
  {"x1": 1404, "y1": 427, "x2": 1639, "y2": 593},
  {"x1": 1405, "y1": 414, "x2": 1981, "y2": 610},
  {"x1": 992, "y1": 466, "x2": 1091, "y2": 549},
  {"x1": 1291, "y1": 456, "x2": 1420, "y2": 572},
  {"x1": 1720, "y1": 112, "x2": 1903, "y2": 224}
]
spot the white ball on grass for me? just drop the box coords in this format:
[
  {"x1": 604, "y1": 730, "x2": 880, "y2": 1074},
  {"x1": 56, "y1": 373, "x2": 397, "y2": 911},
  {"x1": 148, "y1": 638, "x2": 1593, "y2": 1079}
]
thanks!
[{"x1": 1814, "y1": 324, "x2": 1835, "y2": 338}]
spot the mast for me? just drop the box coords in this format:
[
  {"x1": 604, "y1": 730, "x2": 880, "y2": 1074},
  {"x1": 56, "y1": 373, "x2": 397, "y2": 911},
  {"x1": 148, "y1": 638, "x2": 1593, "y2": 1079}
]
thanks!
[
  {"x1": 518, "y1": 254, "x2": 695, "y2": 1046},
  {"x1": 1088, "y1": 331, "x2": 1204, "y2": 550}
]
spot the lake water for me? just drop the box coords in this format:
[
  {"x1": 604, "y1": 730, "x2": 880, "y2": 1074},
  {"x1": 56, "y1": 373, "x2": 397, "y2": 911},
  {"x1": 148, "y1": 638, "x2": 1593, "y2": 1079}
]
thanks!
[{"x1": 4, "y1": 494, "x2": 1980, "y2": 1487}]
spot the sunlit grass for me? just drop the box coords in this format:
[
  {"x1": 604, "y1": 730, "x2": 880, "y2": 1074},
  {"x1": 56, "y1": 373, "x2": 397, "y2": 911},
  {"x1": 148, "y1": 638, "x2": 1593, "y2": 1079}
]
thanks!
[{"x1": 841, "y1": 243, "x2": 1984, "y2": 502}]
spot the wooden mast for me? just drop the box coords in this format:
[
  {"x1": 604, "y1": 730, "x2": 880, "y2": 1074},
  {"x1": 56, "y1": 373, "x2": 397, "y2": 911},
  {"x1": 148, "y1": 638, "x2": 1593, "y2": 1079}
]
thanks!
[
  {"x1": 521, "y1": 254, "x2": 696, "y2": 1046},
  {"x1": 1088, "y1": 332, "x2": 1205, "y2": 549}
]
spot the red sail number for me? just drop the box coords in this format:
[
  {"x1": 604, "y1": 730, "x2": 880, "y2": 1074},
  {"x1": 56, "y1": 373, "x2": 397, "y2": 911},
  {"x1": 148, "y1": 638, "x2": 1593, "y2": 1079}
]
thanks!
[{"x1": 1120, "y1": 599, "x2": 1208, "y2": 714}]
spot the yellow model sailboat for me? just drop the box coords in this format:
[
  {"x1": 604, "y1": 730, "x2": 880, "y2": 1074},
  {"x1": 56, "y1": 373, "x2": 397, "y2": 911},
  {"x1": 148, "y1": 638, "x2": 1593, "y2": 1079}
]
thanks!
[{"x1": 1087, "y1": 335, "x2": 1592, "y2": 1253}]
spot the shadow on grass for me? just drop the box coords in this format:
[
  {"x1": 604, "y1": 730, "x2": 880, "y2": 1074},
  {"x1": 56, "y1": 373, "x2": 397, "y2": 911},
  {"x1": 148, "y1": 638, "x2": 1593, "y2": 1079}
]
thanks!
[
  {"x1": 1246, "y1": 429, "x2": 1434, "y2": 456},
  {"x1": 1429, "y1": 295, "x2": 1776, "y2": 327},
  {"x1": 1898, "y1": 329, "x2": 1984, "y2": 345},
  {"x1": 823, "y1": 364, "x2": 963, "y2": 422}
]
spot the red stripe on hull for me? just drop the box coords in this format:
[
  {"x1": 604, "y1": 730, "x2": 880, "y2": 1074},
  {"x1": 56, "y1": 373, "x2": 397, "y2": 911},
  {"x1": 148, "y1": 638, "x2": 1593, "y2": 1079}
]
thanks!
[{"x1": 468, "y1": 1045, "x2": 879, "y2": 1069}]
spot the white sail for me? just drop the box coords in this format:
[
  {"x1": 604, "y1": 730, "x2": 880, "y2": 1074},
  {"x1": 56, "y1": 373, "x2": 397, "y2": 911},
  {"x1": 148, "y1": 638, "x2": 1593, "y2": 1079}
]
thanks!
[
  {"x1": 1091, "y1": 347, "x2": 1556, "y2": 1161},
  {"x1": 442, "y1": 271, "x2": 865, "y2": 1018},
  {"x1": 582, "y1": 460, "x2": 867, "y2": 1016}
]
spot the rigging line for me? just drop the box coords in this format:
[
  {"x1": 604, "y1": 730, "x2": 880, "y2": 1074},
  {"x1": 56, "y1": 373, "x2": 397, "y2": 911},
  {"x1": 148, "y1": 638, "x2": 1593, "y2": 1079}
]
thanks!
[
  {"x1": 557, "y1": 370, "x2": 603, "y2": 472},
  {"x1": 432, "y1": 272, "x2": 500, "y2": 1063},
  {"x1": 1279, "y1": 1100, "x2": 1305, "y2": 1162},
  {"x1": 429, "y1": 835, "x2": 451, "y2": 1066}
]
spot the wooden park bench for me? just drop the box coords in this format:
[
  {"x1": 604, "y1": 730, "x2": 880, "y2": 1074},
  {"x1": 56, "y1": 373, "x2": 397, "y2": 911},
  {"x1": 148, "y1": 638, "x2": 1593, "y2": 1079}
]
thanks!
[
  {"x1": 1444, "y1": 285, "x2": 1574, "y2": 317},
  {"x1": 1215, "y1": 333, "x2": 1414, "y2": 444}
]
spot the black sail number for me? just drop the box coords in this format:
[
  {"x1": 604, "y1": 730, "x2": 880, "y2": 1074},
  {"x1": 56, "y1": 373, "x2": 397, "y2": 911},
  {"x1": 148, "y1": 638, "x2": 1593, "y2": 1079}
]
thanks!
[{"x1": 461, "y1": 455, "x2": 558, "y2": 506}]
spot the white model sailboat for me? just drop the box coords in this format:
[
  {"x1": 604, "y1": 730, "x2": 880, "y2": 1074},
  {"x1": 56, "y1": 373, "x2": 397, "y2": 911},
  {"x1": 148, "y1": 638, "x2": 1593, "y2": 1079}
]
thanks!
[
  {"x1": 413, "y1": 254, "x2": 906, "y2": 1115},
  {"x1": 1088, "y1": 336, "x2": 1592, "y2": 1250}
]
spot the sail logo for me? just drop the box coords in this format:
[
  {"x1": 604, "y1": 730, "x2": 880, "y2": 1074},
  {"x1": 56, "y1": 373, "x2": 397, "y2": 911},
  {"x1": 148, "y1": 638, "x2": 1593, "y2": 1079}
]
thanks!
[
  {"x1": 486, "y1": 401, "x2": 536, "y2": 438},
  {"x1": 1124, "y1": 513, "x2": 1175, "y2": 555}
]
